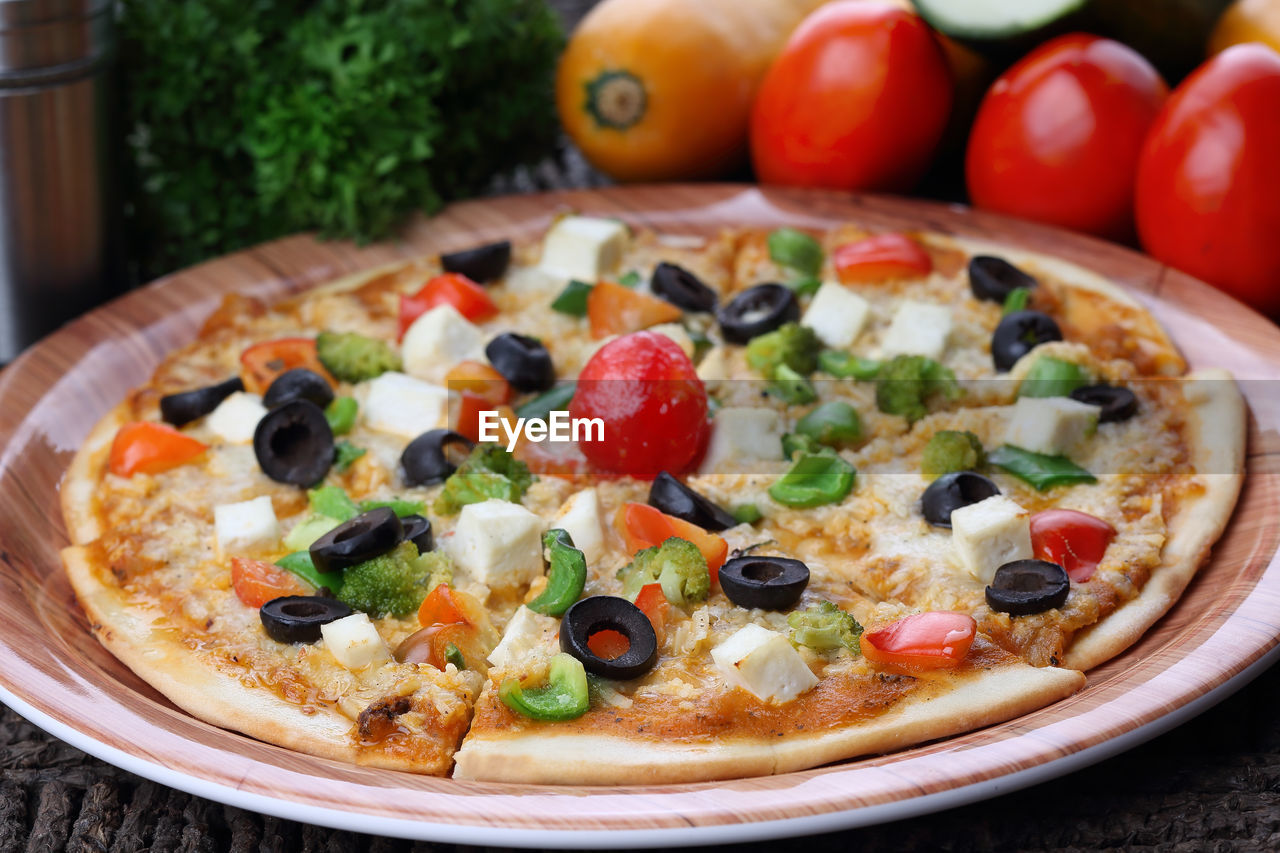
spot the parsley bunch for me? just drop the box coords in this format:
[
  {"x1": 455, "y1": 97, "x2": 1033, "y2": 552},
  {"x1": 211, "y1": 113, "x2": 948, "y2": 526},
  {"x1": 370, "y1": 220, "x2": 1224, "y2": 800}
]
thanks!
[{"x1": 119, "y1": 0, "x2": 563, "y2": 281}]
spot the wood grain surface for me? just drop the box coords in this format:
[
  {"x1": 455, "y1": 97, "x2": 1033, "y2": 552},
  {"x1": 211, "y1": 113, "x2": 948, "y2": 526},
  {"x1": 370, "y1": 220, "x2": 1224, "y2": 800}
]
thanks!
[{"x1": 0, "y1": 185, "x2": 1277, "y2": 842}]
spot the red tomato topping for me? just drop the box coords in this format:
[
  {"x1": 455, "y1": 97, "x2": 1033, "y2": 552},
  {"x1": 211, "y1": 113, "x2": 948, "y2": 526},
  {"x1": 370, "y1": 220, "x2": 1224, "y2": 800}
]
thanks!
[
  {"x1": 417, "y1": 583, "x2": 469, "y2": 627},
  {"x1": 514, "y1": 438, "x2": 592, "y2": 477},
  {"x1": 586, "y1": 280, "x2": 683, "y2": 339},
  {"x1": 587, "y1": 629, "x2": 631, "y2": 660},
  {"x1": 1136, "y1": 44, "x2": 1280, "y2": 316},
  {"x1": 616, "y1": 503, "x2": 728, "y2": 578},
  {"x1": 399, "y1": 272, "x2": 498, "y2": 338},
  {"x1": 860, "y1": 612, "x2": 976, "y2": 671},
  {"x1": 750, "y1": 3, "x2": 952, "y2": 192},
  {"x1": 108, "y1": 421, "x2": 208, "y2": 478},
  {"x1": 834, "y1": 233, "x2": 933, "y2": 283},
  {"x1": 569, "y1": 331, "x2": 709, "y2": 478},
  {"x1": 967, "y1": 34, "x2": 1167, "y2": 240},
  {"x1": 634, "y1": 582, "x2": 672, "y2": 643},
  {"x1": 240, "y1": 337, "x2": 335, "y2": 394},
  {"x1": 444, "y1": 360, "x2": 511, "y2": 404},
  {"x1": 453, "y1": 392, "x2": 516, "y2": 444},
  {"x1": 1030, "y1": 509, "x2": 1116, "y2": 583},
  {"x1": 231, "y1": 557, "x2": 309, "y2": 609}
]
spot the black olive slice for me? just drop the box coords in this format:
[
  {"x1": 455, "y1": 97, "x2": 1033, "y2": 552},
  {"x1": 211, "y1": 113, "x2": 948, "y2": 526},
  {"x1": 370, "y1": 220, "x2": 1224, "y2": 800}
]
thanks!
[
  {"x1": 985, "y1": 559, "x2": 1070, "y2": 616},
  {"x1": 719, "y1": 556, "x2": 810, "y2": 611},
  {"x1": 253, "y1": 400, "x2": 335, "y2": 486},
  {"x1": 263, "y1": 368, "x2": 334, "y2": 411},
  {"x1": 560, "y1": 596, "x2": 658, "y2": 680},
  {"x1": 159, "y1": 376, "x2": 245, "y2": 427},
  {"x1": 1069, "y1": 384, "x2": 1138, "y2": 423},
  {"x1": 716, "y1": 283, "x2": 800, "y2": 344},
  {"x1": 651, "y1": 262, "x2": 717, "y2": 312},
  {"x1": 260, "y1": 595, "x2": 353, "y2": 644},
  {"x1": 309, "y1": 507, "x2": 404, "y2": 574},
  {"x1": 401, "y1": 429, "x2": 475, "y2": 487},
  {"x1": 991, "y1": 310, "x2": 1063, "y2": 372},
  {"x1": 647, "y1": 471, "x2": 736, "y2": 532},
  {"x1": 921, "y1": 471, "x2": 1001, "y2": 528},
  {"x1": 440, "y1": 240, "x2": 511, "y2": 283},
  {"x1": 485, "y1": 332, "x2": 555, "y2": 393},
  {"x1": 969, "y1": 256, "x2": 1038, "y2": 303},
  {"x1": 400, "y1": 514, "x2": 434, "y2": 553}
]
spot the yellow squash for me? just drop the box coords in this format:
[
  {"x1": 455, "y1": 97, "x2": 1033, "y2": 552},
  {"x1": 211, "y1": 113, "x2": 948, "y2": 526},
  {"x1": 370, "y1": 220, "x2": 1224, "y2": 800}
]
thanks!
[
  {"x1": 557, "y1": 0, "x2": 829, "y2": 182},
  {"x1": 1209, "y1": 0, "x2": 1280, "y2": 55}
]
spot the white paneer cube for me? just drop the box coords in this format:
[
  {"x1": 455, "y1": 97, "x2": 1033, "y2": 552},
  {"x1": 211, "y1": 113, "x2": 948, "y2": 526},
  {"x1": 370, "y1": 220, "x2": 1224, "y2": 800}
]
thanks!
[
  {"x1": 320, "y1": 613, "x2": 390, "y2": 671},
  {"x1": 802, "y1": 282, "x2": 871, "y2": 349},
  {"x1": 698, "y1": 407, "x2": 785, "y2": 475},
  {"x1": 205, "y1": 392, "x2": 267, "y2": 444},
  {"x1": 487, "y1": 605, "x2": 559, "y2": 670},
  {"x1": 539, "y1": 215, "x2": 628, "y2": 281},
  {"x1": 647, "y1": 323, "x2": 695, "y2": 358},
  {"x1": 401, "y1": 303, "x2": 487, "y2": 382},
  {"x1": 361, "y1": 371, "x2": 449, "y2": 439},
  {"x1": 1004, "y1": 396, "x2": 1101, "y2": 456},
  {"x1": 448, "y1": 499, "x2": 545, "y2": 592},
  {"x1": 214, "y1": 495, "x2": 280, "y2": 556},
  {"x1": 950, "y1": 495, "x2": 1033, "y2": 584},
  {"x1": 696, "y1": 345, "x2": 729, "y2": 381},
  {"x1": 880, "y1": 300, "x2": 953, "y2": 362},
  {"x1": 711, "y1": 624, "x2": 818, "y2": 704},
  {"x1": 552, "y1": 488, "x2": 606, "y2": 565}
]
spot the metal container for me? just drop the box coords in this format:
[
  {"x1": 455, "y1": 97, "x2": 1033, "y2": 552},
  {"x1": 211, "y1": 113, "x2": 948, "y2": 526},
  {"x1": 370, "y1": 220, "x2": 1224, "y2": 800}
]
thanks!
[{"x1": 0, "y1": 0, "x2": 115, "y2": 362}]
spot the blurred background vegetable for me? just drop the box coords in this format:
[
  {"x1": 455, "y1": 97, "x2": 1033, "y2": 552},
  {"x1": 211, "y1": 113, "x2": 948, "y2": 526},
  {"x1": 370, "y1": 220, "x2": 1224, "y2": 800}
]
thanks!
[
  {"x1": 1135, "y1": 44, "x2": 1280, "y2": 316},
  {"x1": 1209, "y1": 0, "x2": 1280, "y2": 54},
  {"x1": 119, "y1": 0, "x2": 563, "y2": 283},
  {"x1": 555, "y1": 0, "x2": 828, "y2": 182},
  {"x1": 751, "y1": 1, "x2": 953, "y2": 193},
  {"x1": 965, "y1": 34, "x2": 1166, "y2": 240}
]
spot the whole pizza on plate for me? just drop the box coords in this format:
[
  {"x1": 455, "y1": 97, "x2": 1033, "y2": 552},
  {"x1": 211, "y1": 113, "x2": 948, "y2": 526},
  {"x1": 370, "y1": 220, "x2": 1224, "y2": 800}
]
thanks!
[{"x1": 59, "y1": 213, "x2": 1245, "y2": 784}]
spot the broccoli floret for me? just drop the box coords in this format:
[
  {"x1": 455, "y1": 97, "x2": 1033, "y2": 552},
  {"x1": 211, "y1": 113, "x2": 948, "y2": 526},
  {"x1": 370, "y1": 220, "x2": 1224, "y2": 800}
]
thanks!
[
  {"x1": 875, "y1": 355, "x2": 959, "y2": 423},
  {"x1": 618, "y1": 537, "x2": 709, "y2": 607},
  {"x1": 433, "y1": 445, "x2": 534, "y2": 515},
  {"x1": 746, "y1": 322, "x2": 821, "y2": 379},
  {"x1": 788, "y1": 601, "x2": 863, "y2": 653},
  {"x1": 337, "y1": 542, "x2": 453, "y2": 618},
  {"x1": 316, "y1": 330, "x2": 401, "y2": 383},
  {"x1": 922, "y1": 430, "x2": 985, "y2": 479}
]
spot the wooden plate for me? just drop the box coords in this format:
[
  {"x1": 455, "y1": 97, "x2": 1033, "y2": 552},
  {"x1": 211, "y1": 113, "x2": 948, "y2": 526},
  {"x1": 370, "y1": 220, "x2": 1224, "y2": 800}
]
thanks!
[{"x1": 2, "y1": 186, "x2": 1278, "y2": 845}]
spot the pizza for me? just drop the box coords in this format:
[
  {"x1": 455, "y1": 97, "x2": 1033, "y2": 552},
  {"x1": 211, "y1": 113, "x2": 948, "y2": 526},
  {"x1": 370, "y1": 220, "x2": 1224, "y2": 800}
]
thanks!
[{"x1": 59, "y1": 212, "x2": 1245, "y2": 785}]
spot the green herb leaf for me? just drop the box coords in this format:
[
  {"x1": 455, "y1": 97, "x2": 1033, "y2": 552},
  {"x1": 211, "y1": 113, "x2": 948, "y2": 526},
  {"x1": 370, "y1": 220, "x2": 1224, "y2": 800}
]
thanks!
[{"x1": 333, "y1": 440, "x2": 366, "y2": 473}]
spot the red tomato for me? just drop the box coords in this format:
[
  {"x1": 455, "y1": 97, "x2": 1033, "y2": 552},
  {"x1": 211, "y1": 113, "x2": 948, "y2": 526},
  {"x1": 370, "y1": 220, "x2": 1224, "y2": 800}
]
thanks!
[
  {"x1": 108, "y1": 422, "x2": 208, "y2": 478},
  {"x1": 240, "y1": 337, "x2": 335, "y2": 394},
  {"x1": 616, "y1": 502, "x2": 729, "y2": 577},
  {"x1": 397, "y1": 622, "x2": 486, "y2": 671},
  {"x1": 418, "y1": 583, "x2": 471, "y2": 627},
  {"x1": 453, "y1": 392, "x2": 516, "y2": 445},
  {"x1": 514, "y1": 438, "x2": 592, "y2": 477},
  {"x1": 834, "y1": 233, "x2": 933, "y2": 283},
  {"x1": 1030, "y1": 509, "x2": 1116, "y2": 583},
  {"x1": 634, "y1": 582, "x2": 672, "y2": 643},
  {"x1": 751, "y1": 2, "x2": 952, "y2": 192},
  {"x1": 569, "y1": 331, "x2": 709, "y2": 477},
  {"x1": 587, "y1": 629, "x2": 631, "y2": 660},
  {"x1": 444, "y1": 361, "x2": 511, "y2": 404},
  {"x1": 231, "y1": 557, "x2": 309, "y2": 609},
  {"x1": 586, "y1": 280, "x2": 683, "y2": 340},
  {"x1": 399, "y1": 272, "x2": 498, "y2": 338},
  {"x1": 966, "y1": 34, "x2": 1167, "y2": 240},
  {"x1": 1136, "y1": 44, "x2": 1280, "y2": 316},
  {"x1": 860, "y1": 612, "x2": 976, "y2": 671}
]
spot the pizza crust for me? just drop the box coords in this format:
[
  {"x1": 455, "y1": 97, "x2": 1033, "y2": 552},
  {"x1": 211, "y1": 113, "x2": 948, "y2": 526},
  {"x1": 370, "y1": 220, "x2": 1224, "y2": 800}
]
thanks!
[
  {"x1": 1062, "y1": 369, "x2": 1246, "y2": 670},
  {"x1": 453, "y1": 664, "x2": 1085, "y2": 785}
]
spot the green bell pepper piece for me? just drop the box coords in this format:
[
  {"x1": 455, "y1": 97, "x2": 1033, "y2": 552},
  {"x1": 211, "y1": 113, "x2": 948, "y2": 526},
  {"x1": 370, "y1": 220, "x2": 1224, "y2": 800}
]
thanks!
[
  {"x1": 276, "y1": 551, "x2": 343, "y2": 596},
  {"x1": 551, "y1": 280, "x2": 593, "y2": 317},
  {"x1": 988, "y1": 444, "x2": 1096, "y2": 491},
  {"x1": 769, "y1": 451, "x2": 856, "y2": 508},
  {"x1": 498, "y1": 652, "x2": 590, "y2": 721},
  {"x1": 768, "y1": 363, "x2": 817, "y2": 405},
  {"x1": 768, "y1": 227, "x2": 824, "y2": 277},
  {"x1": 444, "y1": 642, "x2": 466, "y2": 670},
  {"x1": 516, "y1": 382, "x2": 576, "y2": 422},
  {"x1": 324, "y1": 396, "x2": 358, "y2": 436},
  {"x1": 307, "y1": 486, "x2": 358, "y2": 521},
  {"x1": 358, "y1": 498, "x2": 425, "y2": 517},
  {"x1": 1018, "y1": 357, "x2": 1092, "y2": 398},
  {"x1": 527, "y1": 528, "x2": 587, "y2": 617},
  {"x1": 333, "y1": 441, "x2": 366, "y2": 473},
  {"x1": 818, "y1": 350, "x2": 881, "y2": 381},
  {"x1": 796, "y1": 401, "x2": 862, "y2": 446},
  {"x1": 731, "y1": 503, "x2": 762, "y2": 524},
  {"x1": 1002, "y1": 287, "x2": 1031, "y2": 315}
]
